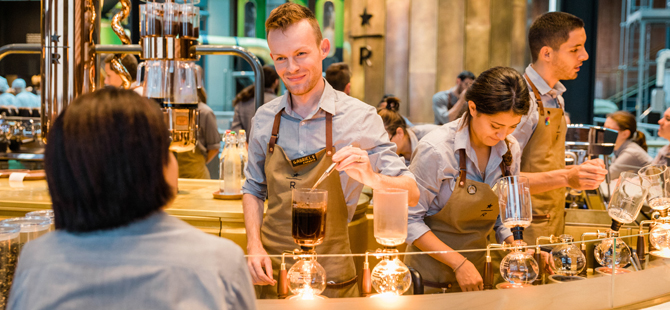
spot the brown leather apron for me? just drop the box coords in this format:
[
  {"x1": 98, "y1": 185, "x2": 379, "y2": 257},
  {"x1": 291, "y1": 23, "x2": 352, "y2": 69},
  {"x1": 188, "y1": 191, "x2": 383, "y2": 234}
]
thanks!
[
  {"x1": 256, "y1": 109, "x2": 358, "y2": 299},
  {"x1": 175, "y1": 149, "x2": 210, "y2": 179},
  {"x1": 404, "y1": 149, "x2": 509, "y2": 293},
  {"x1": 521, "y1": 73, "x2": 567, "y2": 244}
]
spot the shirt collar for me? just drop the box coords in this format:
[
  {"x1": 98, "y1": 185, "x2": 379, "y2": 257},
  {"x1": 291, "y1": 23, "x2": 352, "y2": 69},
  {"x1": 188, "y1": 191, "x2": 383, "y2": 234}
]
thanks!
[
  {"x1": 614, "y1": 139, "x2": 632, "y2": 157},
  {"x1": 274, "y1": 78, "x2": 336, "y2": 118},
  {"x1": 525, "y1": 64, "x2": 567, "y2": 97}
]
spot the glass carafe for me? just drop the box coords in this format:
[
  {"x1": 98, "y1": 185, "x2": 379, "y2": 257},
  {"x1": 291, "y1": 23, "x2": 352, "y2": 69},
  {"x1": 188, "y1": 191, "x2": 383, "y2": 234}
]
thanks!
[
  {"x1": 498, "y1": 176, "x2": 532, "y2": 240},
  {"x1": 291, "y1": 189, "x2": 327, "y2": 247},
  {"x1": 550, "y1": 235, "x2": 586, "y2": 276},
  {"x1": 649, "y1": 221, "x2": 670, "y2": 258},
  {"x1": 287, "y1": 254, "x2": 326, "y2": 299},
  {"x1": 370, "y1": 250, "x2": 411, "y2": 296},
  {"x1": 499, "y1": 241, "x2": 539, "y2": 288},
  {"x1": 638, "y1": 164, "x2": 670, "y2": 211},
  {"x1": 594, "y1": 230, "x2": 631, "y2": 273},
  {"x1": 607, "y1": 172, "x2": 648, "y2": 230}
]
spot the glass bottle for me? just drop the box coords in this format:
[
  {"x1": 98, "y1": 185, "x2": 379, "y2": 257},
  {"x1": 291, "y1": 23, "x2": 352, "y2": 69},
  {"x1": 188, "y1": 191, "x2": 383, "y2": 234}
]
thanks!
[
  {"x1": 550, "y1": 234, "x2": 586, "y2": 276},
  {"x1": 237, "y1": 130, "x2": 248, "y2": 183},
  {"x1": 219, "y1": 132, "x2": 241, "y2": 194}
]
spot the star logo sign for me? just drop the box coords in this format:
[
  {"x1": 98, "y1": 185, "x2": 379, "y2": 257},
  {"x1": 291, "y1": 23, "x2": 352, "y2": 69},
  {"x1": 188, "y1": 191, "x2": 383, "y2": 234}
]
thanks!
[
  {"x1": 360, "y1": 8, "x2": 372, "y2": 26},
  {"x1": 487, "y1": 204, "x2": 492, "y2": 209}
]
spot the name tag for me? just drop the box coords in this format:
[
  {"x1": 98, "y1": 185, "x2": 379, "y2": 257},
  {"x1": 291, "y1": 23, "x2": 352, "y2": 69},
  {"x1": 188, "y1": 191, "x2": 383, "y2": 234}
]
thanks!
[{"x1": 291, "y1": 154, "x2": 318, "y2": 167}]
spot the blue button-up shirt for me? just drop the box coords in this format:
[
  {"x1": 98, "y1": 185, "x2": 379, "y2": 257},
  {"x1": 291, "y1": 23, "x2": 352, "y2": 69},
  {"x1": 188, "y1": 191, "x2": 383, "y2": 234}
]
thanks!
[
  {"x1": 511, "y1": 65, "x2": 566, "y2": 150},
  {"x1": 407, "y1": 119, "x2": 521, "y2": 245},
  {"x1": 243, "y1": 80, "x2": 413, "y2": 221}
]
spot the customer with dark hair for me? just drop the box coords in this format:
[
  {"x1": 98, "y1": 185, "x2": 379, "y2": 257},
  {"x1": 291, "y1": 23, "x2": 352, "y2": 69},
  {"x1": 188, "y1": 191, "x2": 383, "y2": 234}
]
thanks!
[
  {"x1": 512, "y1": 12, "x2": 607, "y2": 244},
  {"x1": 325, "y1": 62, "x2": 351, "y2": 95},
  {"x1": 432, "y1": 71, "x2": 475, "y2": 125},
  {"x1": 103, "y1": 54, "x2": 142, "y2": 94},
  {"x1": 604, "y1": 111, "x2": 652, "y2": 179},
  {"x1": 231, "y1": 65, "x2": 279, "y2": 136},
  {"x1": 405, "y1": 67, "x2": 530, "y2": 293},
  {"x1": 8, "y1": 89, "x2": 256, "y2": 310},
  {"x1": 378, "y1": 94, "x2": 414, "y2": 127},
  {"x1": 377, "y1": 97, "x2": 438, "y2": 165},
  {"x1": 653, "y1": 107, "x2": 670, "y2": 166}
]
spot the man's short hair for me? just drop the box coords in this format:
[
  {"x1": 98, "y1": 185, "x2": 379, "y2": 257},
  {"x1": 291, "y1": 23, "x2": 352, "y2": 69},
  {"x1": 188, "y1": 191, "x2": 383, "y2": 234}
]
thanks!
[
  {"x1": 104, "y1": 54, "x2": 139, "y2": 81},
  {"x1": 325, "y1": 62, "x2": 350, "y2": 92},
  {"x1": 265, "y1": 3, "x2": 322, "y2": 46},
  {"x1": 528, "y1": 12, "x2": 585, "y2": 63},
  {"x1": 45, "y1": 88, "x2": 174, "y2": 232},
  {"x1": 457, "y1": 71, "x2": 475, "y2": 81}
]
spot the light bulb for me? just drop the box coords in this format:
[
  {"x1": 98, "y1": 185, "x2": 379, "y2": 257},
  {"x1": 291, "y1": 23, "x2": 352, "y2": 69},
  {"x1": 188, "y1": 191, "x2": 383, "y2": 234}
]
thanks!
[
  {"x1": 650, "y1": 222, "x2": 670, "y2": 258},
  {"x1": 370, "y1": 251, "x2": 411, "y2": 296},
  {"x1": 550, "y1": 235, "x2": 586, "y2": 276},
  {"x1": 287, "y1": 257, "x2": 326, "y2": 299},
  {"x1": 594, "y1": 232, "x2": 631, "y2": 269},
  {"x1": 500, "y1": 242, "x2": 538, "y2": 286}
]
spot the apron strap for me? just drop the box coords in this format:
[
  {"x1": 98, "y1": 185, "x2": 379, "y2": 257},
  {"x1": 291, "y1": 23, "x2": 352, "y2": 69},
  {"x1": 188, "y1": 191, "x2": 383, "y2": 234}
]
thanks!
[
  {"x1": 457, "y1": 149, "x2": 467, "y2": 188},
  {"x1": 326, "y1": 112, "x2": 333, "y2": 157},
  {"x1": 524, "y1": 73, "x2": 545, "y2": 116},
  {"x1": 499, "y1": 161, "x2": 511, "y2": 177},
  {"x1": 268, "y1": 108, "x2": 284, "y2": 154}
]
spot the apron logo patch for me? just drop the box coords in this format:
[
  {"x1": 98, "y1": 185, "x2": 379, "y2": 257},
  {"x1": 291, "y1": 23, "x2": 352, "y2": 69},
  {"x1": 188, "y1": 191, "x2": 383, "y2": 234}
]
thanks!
[
  {"x1": 467, "y1": 185, "x2": 477, "y2": 195},
  {"x1": 480, "y1": 204, "x2": 493, "y2": 217},
  {"x1": 545, "y1": 116, "x2": 550, "y2": 126},
  {"x1": 290, "y1": 181, "x2": 296, "y2": 189},
  {"x1": 291, "y1": 154, "x2": 318, "y2": 167}
]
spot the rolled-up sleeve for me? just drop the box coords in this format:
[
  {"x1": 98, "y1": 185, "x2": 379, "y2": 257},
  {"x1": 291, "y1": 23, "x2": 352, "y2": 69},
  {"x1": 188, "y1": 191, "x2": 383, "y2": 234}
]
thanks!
[
  {"x1": 406, "y1": 142, "x2": 447, "y2": 245},
  {"x1": 511, "y1": 108, "x2": 537, "y2": 151},
  {"x1": 242, "y1": 115, "x2": 267, "y2": 200},
  {"x1": 360, "y1": 108, "x2": 415, "y2": 180},
  {"x1": 494, "y1": 216, "x2": 512, "y2": 243}
]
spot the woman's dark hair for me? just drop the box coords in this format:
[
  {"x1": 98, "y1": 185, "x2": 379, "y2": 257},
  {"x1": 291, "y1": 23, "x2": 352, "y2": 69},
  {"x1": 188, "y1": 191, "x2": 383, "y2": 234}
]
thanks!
[
  {"x1": 463, "y1": 66, "x2": 530, "y2": 166},
  {"x1": 232, "y1": 65, "x2": 279, "y2": 106},
  {"x1": 608, "y1": 110, "x2": 647, "y2": 151},
  {"x1": 377, "y1": 97, "x2": 407, "y2": 138},
  {"x1": 45, "y1": 88, "x2": 174, "y2": 232}
]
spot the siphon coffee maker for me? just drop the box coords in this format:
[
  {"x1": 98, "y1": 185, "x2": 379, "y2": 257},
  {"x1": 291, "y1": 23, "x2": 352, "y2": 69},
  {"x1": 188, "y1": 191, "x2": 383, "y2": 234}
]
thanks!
[
  {"x1": 636, "y1": 164, "x2": 670, "y2": 261},
  {"x1": 278, "y1": 189, "x2": 328, "y2": 300},
  {"x1": 485, "y1": 176, "x2": 538, "y2": 289},
  {"x1": 361, "y1": 189, "x2": 412, "y2": 297}
]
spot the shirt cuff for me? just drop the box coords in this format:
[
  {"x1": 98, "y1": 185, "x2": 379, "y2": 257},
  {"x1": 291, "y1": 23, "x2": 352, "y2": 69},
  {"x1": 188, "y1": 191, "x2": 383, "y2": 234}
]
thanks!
[
  {"x1": 206, "y1": 142, "x2": 221, "y2": 150},
  {"x1": 241, "y1": 180, "x2": 266, "y2": 200},
  {"x1": 496, "y1": 226, "x2": 513, "y2": 244},
  {"x1": 406, "y1": 222, "x2": 431, "y2": 246}
]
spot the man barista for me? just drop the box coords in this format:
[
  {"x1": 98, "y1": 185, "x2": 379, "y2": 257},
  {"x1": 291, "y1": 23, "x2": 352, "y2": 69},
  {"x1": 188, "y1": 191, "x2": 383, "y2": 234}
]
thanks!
[
  {"x1": 512, "y1": 12, "x2": 608, "y2": 244},
  {"x1": 242, "y1": 3, "x2": 419, "y2": 299}
]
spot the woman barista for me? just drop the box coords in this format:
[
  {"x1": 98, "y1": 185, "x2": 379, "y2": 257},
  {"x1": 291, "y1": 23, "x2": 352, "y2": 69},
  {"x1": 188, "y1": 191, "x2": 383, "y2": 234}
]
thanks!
[{"x1": 405, "y1": 67, "x2": 530, "y2": 293}]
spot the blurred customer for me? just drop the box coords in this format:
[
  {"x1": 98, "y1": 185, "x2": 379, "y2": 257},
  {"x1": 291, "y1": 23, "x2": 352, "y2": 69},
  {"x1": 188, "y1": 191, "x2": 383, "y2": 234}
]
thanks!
[
  {"x1": 325, "y1": 62, "x2": 350, "y2": 95},
  {"x1": 12, "y1": 78, "x2": 39, "y2": 108},
  {"x1": 31, "y1": 75, "x2": 41, "y2": 96},
  {"x1": 0, "y1": 76, "x2": 17, "y2": 107},
  {"x1": 378, "y1": 97, "x2": 438, "y2": 165},
  {"x1": 231, "y1": 65, "x2": 279, "y2": 137},
  {"x1": 604, "y1": 111, "x2": 651, "y2": 179},
  {"x1": 564, "y1": 111, "x2": 571, "y2": 125},
  {"x1": 8, "y1": 88, "x2": 256, "y2": 310},
  {"x1": 175, "y1": 86, "x2": 221, "y2": 179},
  {"x1": 653, "y1": 107, "x2": 670, "y2": 166},
  {"x1": 378, "y1": 94, "x2": 414, "y2": 127},
  {"x1": 432, "y1": 71, "x2": 475, "y2": 125},
  {"x1": 103, "y1": 54, "x2": 142, "y2": 95}
]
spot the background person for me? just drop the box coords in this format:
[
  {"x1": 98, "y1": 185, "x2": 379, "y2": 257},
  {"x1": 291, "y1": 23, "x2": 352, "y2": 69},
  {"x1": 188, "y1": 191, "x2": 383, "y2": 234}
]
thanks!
[
  {"x1": 0, "y1": 76, "x2": 17, "y2": 107},
  {"x1": 231, "y1": 65, "x2": 279, "y2": 137},
  {"x1": 8, "y1": 88, "x2": 256, "y2": 310},
  {"x1": 433, "y1": 71, "x2": 475, "y2": 125},
  {"x1": 12, "y1": 78, "x2": 39, "y2": 108},
  {"x1": 603, "y1": 111, "x2": 651, "y2": 179},
  {"x1": 325, "y1": 62, "x2": 351, "y2": 95},
  {"x1": 103, "y1": 54, "x2": 142, "y2": 94},
  {"x1": 653, "y1": 107, "x2": 670, "y2": 166}
]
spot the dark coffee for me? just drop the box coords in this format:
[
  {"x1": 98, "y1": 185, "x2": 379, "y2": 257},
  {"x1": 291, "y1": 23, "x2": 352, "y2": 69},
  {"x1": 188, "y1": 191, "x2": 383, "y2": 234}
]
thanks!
[
  {"x1": 292, "y1": 203, "x2": 326, "y2": 247},
  {"x1": 180, "y1": 22, "x2": 195, "y2": 38}
]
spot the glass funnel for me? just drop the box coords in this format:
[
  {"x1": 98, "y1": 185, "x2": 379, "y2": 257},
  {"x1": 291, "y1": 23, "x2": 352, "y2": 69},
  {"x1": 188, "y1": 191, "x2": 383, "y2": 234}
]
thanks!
[
  {"x1": 500, "y1": 241, "x2": 539, "y2": 287},
  {"x1": 292, "y1": 189, "x2": 328, "y2": 248},
  {"x1": 649, "y1": 221, "x2": 670, "y2": 258},
  {"x1": 638, "y1": 164, "x2": 670, "y2": 211},
  {"x1": 498, "y1": 176, "x2": 532, "y2": 240},
  {"x1": 373, "y1": 189, "x2": 408, "y2": 247},
  {"x1": 594, "y1": 230, "x2": 631, "y2": 270},
  {"x1": 370, "y1": 249, "x2": 411, "y2": 296},
  {"x1": 287, "y1": 253, "x2": 326, "y2": 300},
  {"x1": 549, "y1": 235, "x2": 586, "y2": 276},
  {"x1": 607, "y1": 172, "x2": 648, "y2": 231}
]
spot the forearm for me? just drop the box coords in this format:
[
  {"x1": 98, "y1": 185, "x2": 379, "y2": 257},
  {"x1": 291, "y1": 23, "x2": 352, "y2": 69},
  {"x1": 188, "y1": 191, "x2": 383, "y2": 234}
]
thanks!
[
  {"x1": 413, "y1": 231, "x2": 466, "y2": 269},
  {"x1": 521, "y1": 169, "x2": 569, "y2": 194},
  {"x1": 206, "y1": 149, "x2": 218, "y2": 164},
  {"x1": 242, "y1": 193, "x2": 265, "y2": 250},
  {"x1": 367, "y1": 174, "x2": 420, "y2": 206},
  {"x1": 448, "y1": 100, "x2": 466, "y2": 122}
]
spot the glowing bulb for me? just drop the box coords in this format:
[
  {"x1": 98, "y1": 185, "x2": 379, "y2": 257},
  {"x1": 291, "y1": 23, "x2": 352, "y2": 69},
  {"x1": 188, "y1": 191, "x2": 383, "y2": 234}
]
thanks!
[
  {"x1": 650, "y1": 222, "x2": 670, "y2": 258},
  {"x1": 370, "y1": 251, "x2": 411, "y2": 296},
  {"x1": 287, "y1": 257, "x2": 326, "y2": 299}
]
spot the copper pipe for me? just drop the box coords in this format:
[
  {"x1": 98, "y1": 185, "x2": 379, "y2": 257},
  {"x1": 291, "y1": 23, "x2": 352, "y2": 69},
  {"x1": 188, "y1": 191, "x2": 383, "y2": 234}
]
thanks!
[
  {"x1": 85, "y1": 0, "x2": 96, "y2": 92},
  {"x1": 110, "y1": 0, "x2": 132, "y2": 89}
]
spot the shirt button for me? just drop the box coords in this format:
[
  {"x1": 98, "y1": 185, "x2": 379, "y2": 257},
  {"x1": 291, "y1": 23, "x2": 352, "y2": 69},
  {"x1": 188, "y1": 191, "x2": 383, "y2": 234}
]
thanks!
[{"x1": 300, "y1": 121, "x2": 306, "y2": 126}]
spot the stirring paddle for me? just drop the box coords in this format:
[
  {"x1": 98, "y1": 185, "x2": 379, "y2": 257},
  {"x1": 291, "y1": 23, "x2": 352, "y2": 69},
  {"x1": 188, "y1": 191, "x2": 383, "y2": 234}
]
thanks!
[{"x1": 311, "y1": 145, "x2": 352, "y2": 191}]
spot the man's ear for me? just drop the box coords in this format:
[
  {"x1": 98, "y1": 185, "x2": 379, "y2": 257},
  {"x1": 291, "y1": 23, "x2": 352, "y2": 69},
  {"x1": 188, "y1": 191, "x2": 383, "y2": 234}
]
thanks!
[
  {"x1": 320, "y1": 38, "x2": 331, "y2": 59},
  {"x1": 538, "y1": 46, "x2": 554, "y2": 63}
]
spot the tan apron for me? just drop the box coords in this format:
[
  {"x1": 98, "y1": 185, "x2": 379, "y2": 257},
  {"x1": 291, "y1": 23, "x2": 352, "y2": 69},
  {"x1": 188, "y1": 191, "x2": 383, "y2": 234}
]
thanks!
[
  {"x1": 405, "y1": 149, "x2": 509, "y2": 293},
  {"x1": 176, "y1": 149, "x2": 210, "y2": 179},
  {"x1": 521, "y1": 73, "x2": 567, "y2": 244},
  {"x1": 256, "y1": 109, "x2": 358, "y2": 299}
]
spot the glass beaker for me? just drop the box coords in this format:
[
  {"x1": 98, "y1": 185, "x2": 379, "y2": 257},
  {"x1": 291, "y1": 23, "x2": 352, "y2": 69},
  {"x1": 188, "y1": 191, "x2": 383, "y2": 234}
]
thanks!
[
  {"x1": 373, "y1": 189, "x2": 408, "y2": 247},
  {"x1": 162, "y1": 3, "x2": 179, "y2": 36},
  {"x1": 607, "y1": 172, "x2": 648, "y2": 229},
  {"x1": 287, "y1": 253, "x2": 327, "y2": 299},
  {"x1": 145, "y1": 2, "x2": 163, "y2": 37},
  {"x1": 0, "y1": 216, "x2": 51, "y2": 253},
  {"x1": 638, "y1": 164, "x2": 670, "y2": 211},
  {"x1": 0, "y1": 223, "x2": 19, "y2": 309},
  {"x1": 498, "y1": 176, "x2": 532, "y2": 240},
  {"x1": 143, "y1": 60, "x2": 165, "y2": 102},
  {"x1": 550, "y1": 235, "x2": 586, "y2": 276},
  {"x1": 179, "y1": 4, "x2": 199, "y2": 39},
  {"x1": 500, "y1": 241, "x2": 539, "y2": 287},
  {"x1": 291, "y1": 189, "x2": 327, "y2": 248}
]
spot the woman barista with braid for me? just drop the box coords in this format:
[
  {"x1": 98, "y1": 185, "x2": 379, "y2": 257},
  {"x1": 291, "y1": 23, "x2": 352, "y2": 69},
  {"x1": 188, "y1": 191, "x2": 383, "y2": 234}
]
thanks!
[{"x1": 404, "y1": 66, "x2": 530, "y2": 293}]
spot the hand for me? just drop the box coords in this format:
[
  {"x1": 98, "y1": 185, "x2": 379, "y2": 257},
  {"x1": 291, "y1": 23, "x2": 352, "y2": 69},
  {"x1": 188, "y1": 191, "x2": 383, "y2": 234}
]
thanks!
[
  {"x1": 246, "y1": 246, "x2": 276, "y2": 286},
  {"x1": 527, "y1": 248, "x2": 555, "y2": 275},
  {"x1": 454, "y1": 260, "x2": 483, "y2": 292},
  {"x1": 567, "y1": 161, "x2": 608, "y2": 190},
  {"x1": 332, "y1": 146, "x2": 377, "y2": 185}
]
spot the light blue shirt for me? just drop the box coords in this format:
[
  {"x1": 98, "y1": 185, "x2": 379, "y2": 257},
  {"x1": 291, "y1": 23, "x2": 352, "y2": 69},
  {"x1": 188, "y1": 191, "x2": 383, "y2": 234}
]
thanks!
[
  {"x1": 406, "y1": 124, "x2": 440, "y2": 165},
  {"x1": 243, "y1": 80, "x2": 414, "y2": 221},
  {"x1": 511, "y1": 65, "x2": 566, "y2": 150},
  {"x1": 407, "y1": 119, "x2": 521, "y2": 245},
  {"x1": 610, "y1": 139, "x2": 652, "y2": 179},
  {"x1": 8, "y1": 211, "x2": 256, "y2": 310},
  {"x1": 0, "y1": 92, "x2": 16, "y2": 107},
  {"x1": 14, "y1": 91, "x2": 39, "y2": 108}
]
